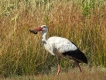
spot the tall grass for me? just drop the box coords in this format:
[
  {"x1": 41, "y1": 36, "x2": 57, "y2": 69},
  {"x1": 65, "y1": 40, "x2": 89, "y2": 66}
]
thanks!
[{"x1": 0, "y1": 0, "x2": 106, "y2": 77}]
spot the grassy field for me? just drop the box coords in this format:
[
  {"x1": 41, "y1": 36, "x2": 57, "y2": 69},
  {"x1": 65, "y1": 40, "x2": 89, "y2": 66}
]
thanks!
[
  {"x1": 1, "y1": 66, "x2": 106, "y2": 80},
  {"x1": 0, "y1": 0, "x2": 106, "y2": 78}
]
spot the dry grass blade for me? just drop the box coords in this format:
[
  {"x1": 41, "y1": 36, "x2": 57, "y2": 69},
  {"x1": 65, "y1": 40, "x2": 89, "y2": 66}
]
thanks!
[{"x1": 0, "y1": 0, "x2": 106, "y2": 78}]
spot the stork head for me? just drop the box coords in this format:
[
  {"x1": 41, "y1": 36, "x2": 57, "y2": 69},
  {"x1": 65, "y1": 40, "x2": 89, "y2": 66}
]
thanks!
[{"x1": 29, "y1": 25, "x2": 48, "y2": 34}]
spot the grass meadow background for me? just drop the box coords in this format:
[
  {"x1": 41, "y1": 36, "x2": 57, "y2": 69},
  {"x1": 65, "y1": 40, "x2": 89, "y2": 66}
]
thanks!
[{"x1": 0, "y1": 0, "x2": 106, "y2": 79}]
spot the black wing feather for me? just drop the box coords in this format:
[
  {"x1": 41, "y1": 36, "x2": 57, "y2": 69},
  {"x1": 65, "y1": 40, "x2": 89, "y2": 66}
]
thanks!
[{"x1": 62, "y1": 49, "x2": 88, "y2": 64}]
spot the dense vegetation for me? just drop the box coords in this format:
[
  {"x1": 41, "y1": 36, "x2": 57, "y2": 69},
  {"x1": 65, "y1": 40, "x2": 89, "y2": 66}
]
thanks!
[{"x1": 0, "y1": 0, "x2": 106, "y2": 77}]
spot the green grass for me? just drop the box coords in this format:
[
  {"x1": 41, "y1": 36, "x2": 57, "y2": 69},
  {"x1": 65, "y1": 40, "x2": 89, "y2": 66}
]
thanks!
[
  {"x1": 1, "y1": 66, "x2": 106, "y2": 80},
  {"x1": 0, "y1": 0, "x2": 106, "y2": 77}
]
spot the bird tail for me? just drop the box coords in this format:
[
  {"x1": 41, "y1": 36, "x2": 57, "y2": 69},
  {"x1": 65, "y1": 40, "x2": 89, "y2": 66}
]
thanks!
[
  {"x1": 63, "y1": 49, "x2": 88, "y2": 64},
  {"x1": 73, "y1": 49, "x2": 88, "y2": 64}
]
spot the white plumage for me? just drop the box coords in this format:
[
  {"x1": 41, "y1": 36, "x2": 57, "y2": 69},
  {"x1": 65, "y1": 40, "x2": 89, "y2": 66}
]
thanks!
[
  {"x1": 29, "y1": 25, "x2": 88, "y2": 75},
  {"x1": 44, "y1": 37, "x2": 77, "y2": 55}
]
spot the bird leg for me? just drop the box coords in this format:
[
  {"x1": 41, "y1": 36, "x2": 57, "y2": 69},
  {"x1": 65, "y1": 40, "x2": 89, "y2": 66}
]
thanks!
[
  {"x1": 57, "y1": 64, "x2": 60, "y2": 75},
  {"x1": 57, "y1": 56, "x2": 61, "y2": 75},
  {"x1": 73, "y1": 58, "x2": 82, "y2": 72}
]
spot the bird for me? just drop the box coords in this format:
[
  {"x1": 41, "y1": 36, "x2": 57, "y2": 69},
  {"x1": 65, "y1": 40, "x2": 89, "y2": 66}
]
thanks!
[{"x1": 29, "y1": 25, "x2": 88, "y2": 75}]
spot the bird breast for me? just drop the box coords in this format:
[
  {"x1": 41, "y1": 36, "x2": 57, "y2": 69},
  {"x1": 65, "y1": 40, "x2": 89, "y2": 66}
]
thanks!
[{"x1": 43, "y1": 41, "x2": 55, "y2": 55}]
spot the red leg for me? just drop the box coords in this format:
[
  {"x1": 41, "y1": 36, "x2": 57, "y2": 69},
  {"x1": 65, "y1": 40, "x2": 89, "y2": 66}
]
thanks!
[
  {"x1": 57, "y1": 64, "x2": 60, "y2": 75},
  {"x1": 73, "y1": 58, "x2": 82, "y2": 72},
  {"x1": 57, "y1": 56, "x2": 61, "y2": 75},
  {"x1": 75, "y1": 61, "x2": 82, "y2": 72}
]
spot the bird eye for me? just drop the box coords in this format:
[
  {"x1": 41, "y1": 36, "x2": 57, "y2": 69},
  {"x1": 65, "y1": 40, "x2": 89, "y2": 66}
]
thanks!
[
  {"x1": 44, "y1": 26, "x2": 46, "y2": 28},
  {"x1": 43, "y1": 26, "x2": 46, "y2": 28}
]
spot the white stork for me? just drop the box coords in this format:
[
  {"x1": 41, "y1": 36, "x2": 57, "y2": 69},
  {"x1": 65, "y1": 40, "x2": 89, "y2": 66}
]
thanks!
[{"x1": 29, "y1": 25, "x2": 88, "y2": 75}]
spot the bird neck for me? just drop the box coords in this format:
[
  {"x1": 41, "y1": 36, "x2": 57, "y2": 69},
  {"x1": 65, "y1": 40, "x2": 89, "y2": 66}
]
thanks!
[{"x1": 42, "y1": 31, "x2": 47, "y2": 42}]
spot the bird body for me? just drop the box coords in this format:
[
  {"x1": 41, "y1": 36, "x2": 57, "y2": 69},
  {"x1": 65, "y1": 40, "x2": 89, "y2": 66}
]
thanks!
[
  {"x1": 43, "y1": 36, "x2": 77, "y2": 54},
  {"x1": 43, "y1": 36, "x2": 87, "y2": 63},
  {"x1": 29, "y1": 25, "x2": 88, "y2": 75}
]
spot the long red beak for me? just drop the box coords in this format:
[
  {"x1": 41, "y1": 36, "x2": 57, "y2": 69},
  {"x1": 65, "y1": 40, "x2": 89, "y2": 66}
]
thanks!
[
  {"x1": 29, "y1": 27, "x2": 42, "y2": 34},
  {"x1": 35, "y1": 27, "x2": 42, "y2": 31}
]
